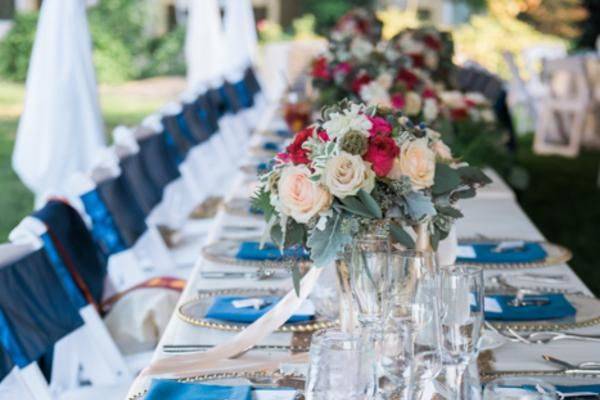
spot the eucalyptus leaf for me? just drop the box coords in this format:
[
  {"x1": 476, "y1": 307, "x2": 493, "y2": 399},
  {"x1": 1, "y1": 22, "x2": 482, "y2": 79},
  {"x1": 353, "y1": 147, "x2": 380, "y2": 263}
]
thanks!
[
  {"x1": 456, "y1": 166, "x2": 492, "y2": 186},
  {"x1": 432, "y1": 163, "x2": 462, "y2": 195},
  {"x1": 339, "y1": 196, "x2": 376, "y2": 219},
  {"x1": 291, "y1": 265, "x2": 301, "y2": 296},
  {"x1": 436, "y1": 206, "x2": 463, "y2": 219},
  {"x1": 357, "y1": 189, "x2": 383, "y2": 219},
  {"x1": 390, "y1": 224, "x2": 415, "y2": 248},
  {"x1": 307, "y1": 213, "x2": 353, "y2": 267},
  {"x1": 404, "y1": 191, "x2": 437, "y2": 221}
]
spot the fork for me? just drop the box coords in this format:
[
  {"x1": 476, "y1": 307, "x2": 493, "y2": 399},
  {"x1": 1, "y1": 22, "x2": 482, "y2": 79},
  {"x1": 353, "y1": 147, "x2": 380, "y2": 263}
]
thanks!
[{"x1": 485, "y1": 322, "x2": 600, "y2": 345}]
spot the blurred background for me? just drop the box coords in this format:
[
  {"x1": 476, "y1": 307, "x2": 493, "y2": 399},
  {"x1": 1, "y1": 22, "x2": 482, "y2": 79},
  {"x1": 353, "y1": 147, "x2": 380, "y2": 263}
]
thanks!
[{"x1": 0, "y1": 0, "x2": 599, "y2": 292}]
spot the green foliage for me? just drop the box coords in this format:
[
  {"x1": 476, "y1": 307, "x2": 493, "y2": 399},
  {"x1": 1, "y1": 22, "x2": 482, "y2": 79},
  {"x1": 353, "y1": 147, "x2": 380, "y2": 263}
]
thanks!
[
  {"x1": 307, "y1": 213, "x2": 354, "y2": 267},
  {"x1": 0, "y1": 13, "x2": 38, "y2": 82},
  {"x1": 251, "y1": 187, "x2": 276, "y2": 221},
  {"x1": 142, "y1": 25, "x2": 186, "y2": 78},
  {"x1": 300, "y1": 0, "x2": 371, "y2": 34}
]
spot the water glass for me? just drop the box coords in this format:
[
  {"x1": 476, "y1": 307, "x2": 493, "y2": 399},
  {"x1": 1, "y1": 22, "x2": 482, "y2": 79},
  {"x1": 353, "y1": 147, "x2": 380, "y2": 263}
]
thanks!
[
  {"x1": 305, "y1": 329, "x2": 377, "y2": 400},
  {"x1": 441, "y1": 265, "x2": 485, "y2": 399},
  {"x1": 483, "y1": 377, "x2": 558, "y2": 399},
  {"x1": 385, "y1": 250, "x2": 443, "y2": 383},
  {"x1": 379, "y1": 315, "x2": 415, "y2": 399}
]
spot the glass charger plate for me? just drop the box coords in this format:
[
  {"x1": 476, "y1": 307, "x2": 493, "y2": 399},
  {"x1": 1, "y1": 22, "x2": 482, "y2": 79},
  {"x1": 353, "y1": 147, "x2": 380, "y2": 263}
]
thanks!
[
  {"x1": 457, "y1": 237, "x2": 572, "y2": 270},
  {"x1": 202, "y1": 239, "x2": 311, "y2": 269},
  {"x1": 177, "y1": 288, "x2": 336, "y2": 332},
  {"x1": 128, "y1": 370, "x2": 305, "y2": 400},
  {"x1": 486, "y1": 294, "x2": 600, "y2": 332}
]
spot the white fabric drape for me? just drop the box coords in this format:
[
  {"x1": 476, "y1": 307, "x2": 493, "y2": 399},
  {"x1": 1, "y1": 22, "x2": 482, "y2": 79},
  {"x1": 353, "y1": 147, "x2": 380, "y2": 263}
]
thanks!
[
  {"x1": 185, "y1": 0, "x2": 226, "y2": 90},
  {"x1": 223, "y1": 0, "x2": 258, "y2": 72},
  {"x1": 12, "y1": 0, "x2": 105, "y2": 207}
]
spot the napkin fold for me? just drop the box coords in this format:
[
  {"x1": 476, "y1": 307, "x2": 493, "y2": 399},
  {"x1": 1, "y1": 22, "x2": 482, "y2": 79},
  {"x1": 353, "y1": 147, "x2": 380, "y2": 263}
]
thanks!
[
  {"x1": 262, "y1": 142, "x2": 280, "y2": 151},
  {"x1": 457, "y1": 242, "x2": 547, "y2": 264},
  {"x1": 235, "y1": 242, "x2": 309, "y2": 261},
  {"x1": 484, "y1": 294, "x2": 576, "y2": 321},
  {"x1": 205, "y1": 295, "x2": 314, "y2": 323},
  {"x1": 146, "y1": 381, "x2": 252, "y2": 400},
  {"x1": 556, "y1": 384, "x2": 600, "y2": 395}
]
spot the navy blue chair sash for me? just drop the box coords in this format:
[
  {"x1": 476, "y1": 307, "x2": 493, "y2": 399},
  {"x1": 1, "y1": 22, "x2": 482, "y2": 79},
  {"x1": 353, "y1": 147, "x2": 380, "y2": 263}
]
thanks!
[
  {"x1": 33, "y1": 200, "x2": 107, "y2": 306},
  {"x1": 0, "y1": 249, "x2": 84, "y2": 371},
  {"x1": 207, "y1": 88, "x2": 228, "y2": 118},
  {"x1": 0, "y1": 345, "x2": 14, "y2": 383},
  {"x1": 161, "y1": 115, "x2": 196, "y2": 156},
  {"x1": 120, "y1": 153, "x2": 162, "y2": 216},
  {"x1": 81, "y1": 189, "x2": 127, "y2": 258},
  {"x1": 182, "y1": 103, "x2": 211, "y2": 143},
  {"x1": 138, "y1": 134, "x2": 181, "y2": 189},
  {"x1": 243, "y1": 68, "x2": 261, "y2": 97},
  {"x1": 96, "y1": 175, "x2": 148, "y2": 248},
  {"x1": 232, "y1": 79, "x2": 253, "y2": 109},
  {"x1": 194, "y1": 94, "x2": 219, "y2": 134},
  {"x1": 222, "y1": 82, "x2": 243, "y2": 112}
]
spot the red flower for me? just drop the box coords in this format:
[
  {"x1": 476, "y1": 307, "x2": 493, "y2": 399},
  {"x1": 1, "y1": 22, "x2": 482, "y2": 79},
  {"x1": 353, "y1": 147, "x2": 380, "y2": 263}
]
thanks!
[
  {"x1": 368, "y1": 116, "x2": 393, "y2": 137},
  {"x1": 312, "y1": 57, "x2": 331, "y2": 80},
  {"x1": 363, "y1": 135, "x2": 400, "y2": 177},
  {"x1": 450, "y1": 108, "x2": 469, "y2": 121},
  {"x1": 333, "y1": 62, "x2": 352, "y2": 77},
  {"x1": 424, "y1": 34, "x2": 442, "y2": 51},
  {"x1": 464, "y1": 98, "x2": 477, "y2": 107},
  {"x1": 396, "y1": 68, "x2": 419, "y2": 90},
  {"x1": 391, "y1": 93, "x2": 405, "y2": 110},
  {"x1": 409, "y1": 53, "x2": 425, "y2": 68},
  {"x1": 422, "y1": 88, "x2": 437, "y2": 99},
  {"x1": 285, "y1": 127, "x2": 328, "y2": 165},
  {"x1": 351, "y1": 72, "x2": 372, "y2": 94}
]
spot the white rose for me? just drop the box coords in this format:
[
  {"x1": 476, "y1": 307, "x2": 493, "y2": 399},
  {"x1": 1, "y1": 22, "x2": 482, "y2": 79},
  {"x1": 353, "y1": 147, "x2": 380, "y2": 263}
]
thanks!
[
  {"x1": 405, "y1": 91, "x2": 422, "y2": 116},
  {"x1": 432, "y1": 140, "x2": 453, "y2": 161},
  {"x1": 360, "y1": 81, "x2": 392, "y2": 108},
  {"x1": 423, "y1": 98, "x2": 439, "y2": 122},
  {"x1": 323, "y1": 103, "x2": 372, "y2": 139},
  {"x1": 481, "y1": 109, "x2": 496, "y2": 123},
  {"x1": 386, "y1": 158, "x2": 403, "y2": 180},
  {"x1": 376, "y1": 72, "x2": 393, "y2": 90},
  {"x1": 439, "y1": 91, "x2": 466, "y2": 109},
  {"x1": 277, "y1": 165, "x2": 332, "y2": 223},
  {"x1": 323, "y1": 152, "x2": 375, "y2": 198},
  {"x1": 425, "y1": 51, "x2": 439, "y2": 70},
  {"x1": 465, "y1": 92, "x2": 487, "y2": 105},
  {"x1": 399, "y1": 138, "x2": 436, "y2": 190},
  {"x1": 350, "y1": 37, "x2": 374, "y2": 61}
]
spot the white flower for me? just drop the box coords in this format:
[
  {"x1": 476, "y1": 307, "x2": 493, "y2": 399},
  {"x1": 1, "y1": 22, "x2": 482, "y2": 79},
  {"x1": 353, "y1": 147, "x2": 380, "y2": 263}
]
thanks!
[
  {"x1": 376, "y1": 72, "x2": 393, "y2": 90},
  {"x1": 405, "y1": 91, "x2": 422, "y2": 116},
  {"x1": 439, "y1": 91, "x2": 466, "y2": 109},
  {"x1": 350, "y1": 37, "x2": 374, "y2": 61},
  {"x1": 360, "y1": 80, "x2": 391, "y2": 108},
  {"x1": 465, "y1": 92, "x2": 487, "y2": 105},
  {"x1": 277, "y1": 165, "x2": 332, "y2": 223},
  {"x1": 399, "y1": 138, "x2": 436, "y2": 190},
  {"x1": 424, "y1": 51, "x2": 439, "y2": 70},
  {"x1": 323, "y1": 152, "x2": 375, "y2": 198},
  {"x1": 399, "y1": 34, "x2": 425, "y2": 54},
  {"x1": 432, "y1": 140, "x2": 453, "y2": 161},
  {"x1": 481, "y1": 109, "x2": 496, "y2": 123},
  {"x1": 423, "y1": 98, "x2": 439, "y2": 122},
  {"x1": 323, "y1": 103, "x2": 372, "y2": 139}
]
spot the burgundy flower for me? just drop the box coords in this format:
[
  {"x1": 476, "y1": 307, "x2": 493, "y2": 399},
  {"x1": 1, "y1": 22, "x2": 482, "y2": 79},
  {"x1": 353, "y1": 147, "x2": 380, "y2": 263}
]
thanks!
[
  {"x1": 396, "y1": 68, "x2": 419, "y2": 90},
  {"x1": 368, "y1": 116, "x2": 393, "y2": 137},
  {"x1": 450, "y1": 108, "x2": 469, "y2": 121},
  {"x1": 351, "y1": 72, "x2": 372, "y2": 94},
  {"x1": 409, "y1": 53, "x2": 425, "y2": 68},
  {"x1": 422, "y1": 87, "x2": 437, "y2": 99},
  {"x1": 424, "y1": 34, "x2": 442, "y2": 51},
  {"x1": 363, "y1": 135, "x2": 400, "y2": 177},
  {"x1": 312, "y1": 57, "x2": 331, "y2": 80},
  {"x1": 333, "y1": 62, "x2": 352, "y2": 77}
]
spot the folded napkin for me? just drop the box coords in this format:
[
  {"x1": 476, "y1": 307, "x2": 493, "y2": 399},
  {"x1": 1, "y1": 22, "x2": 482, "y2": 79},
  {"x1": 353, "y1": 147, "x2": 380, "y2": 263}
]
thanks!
[
  {"x1": 146, "y1": 381, "x2": 252, "y2": 400},
  {"x1": 275, "y1": 129, "x2": 292, "y2": 138},
  {"x1": 205, "y1": 295, "x2": 314, "y2": 323},
  {"x1": 484, "y1": 294, "x2": 576, "y2": 321},
  {"x1": 262, "y1": 142, "x2": 280, "y2": 151},
  {"x1": 457, "y1": 242, "x2": 547, "y2": 264},
  {"x1": 257, "y1": 162, "x2": 270, "y2": 173},
  {"x1": 556, "y1": 384, "x2": 600, "y2": 396},
  {"x1": 235, "y1": 242, "x2": 309, "y2": 261}
]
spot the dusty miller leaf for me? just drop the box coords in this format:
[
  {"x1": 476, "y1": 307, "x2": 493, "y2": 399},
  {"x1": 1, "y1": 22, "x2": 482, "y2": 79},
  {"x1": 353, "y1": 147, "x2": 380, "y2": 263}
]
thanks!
[{"x1": 307, "y1": 213, "x2": 353, "y2": 267}]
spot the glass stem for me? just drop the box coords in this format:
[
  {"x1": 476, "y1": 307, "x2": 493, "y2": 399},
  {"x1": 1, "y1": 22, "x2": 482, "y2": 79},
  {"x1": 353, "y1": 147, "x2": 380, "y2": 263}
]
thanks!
[{"x1": 454, "y1": 362, "x2": 468, "y2": 400}]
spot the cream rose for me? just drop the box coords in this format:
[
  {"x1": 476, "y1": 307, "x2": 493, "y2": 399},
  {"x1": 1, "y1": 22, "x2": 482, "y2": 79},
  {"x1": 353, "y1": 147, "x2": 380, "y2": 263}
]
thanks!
[
  {"x1": 432, "y1": 140, "x2": 453, "y2": 161},
  {"x1": 323, "y1": 152, "x2": 375, "y2": 198},
  {"x1": 400, "y1": 138, "x2": 436, "y2": 190},
  {"x1": 405, "y1": 91, "x2": 422, "y2": 116},
  {"x1": 277, "y1": 165, "x2": 332, "y2": 223},
  {"x1": 386, "y1": 158, "x2": 403, "y2": 180},
  {"x1": 423, "y1": 98, "x2": 439, "y2": 122}
]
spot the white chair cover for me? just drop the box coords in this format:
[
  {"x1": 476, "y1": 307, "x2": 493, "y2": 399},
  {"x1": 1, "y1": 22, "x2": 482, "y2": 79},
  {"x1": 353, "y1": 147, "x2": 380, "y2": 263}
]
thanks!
[
  {"x1": 12, "y1": 0, "x2": 105, "y2": 207},
  {"x1": 223, "y1": 0, "x2": 258, "y2": 73}
]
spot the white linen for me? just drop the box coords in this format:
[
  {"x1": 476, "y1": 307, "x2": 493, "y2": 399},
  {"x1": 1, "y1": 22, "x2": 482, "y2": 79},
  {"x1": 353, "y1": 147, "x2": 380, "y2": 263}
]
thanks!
[
  {"x1": 12, "y1": 0, "x2": 105, "y2": 207},
  {"x1": 223, "y1": 0, "x2": 258, "y2": 73},
  {"x1": 185, "y1": 0, "x2": 226, "y2": 90}
]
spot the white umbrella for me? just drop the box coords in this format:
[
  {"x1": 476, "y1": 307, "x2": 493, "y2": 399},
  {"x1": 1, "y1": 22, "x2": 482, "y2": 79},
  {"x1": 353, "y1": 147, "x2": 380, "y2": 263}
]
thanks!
[
  {"x1": 12, "y1": 0, "x2": 105, "y2": 207},
  {"x1": 223, "y1": 0, "x2": 258, "y2": 72},
  {"x1": 185, "y1": 0, "x2": 226, "y2": 90}
]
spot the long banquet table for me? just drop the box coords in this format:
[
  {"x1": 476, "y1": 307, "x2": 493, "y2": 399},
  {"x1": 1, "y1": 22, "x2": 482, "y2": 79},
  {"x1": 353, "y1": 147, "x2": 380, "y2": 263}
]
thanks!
[{"x1": 133, "y1": 102, "x2": 600, "y2": 396}]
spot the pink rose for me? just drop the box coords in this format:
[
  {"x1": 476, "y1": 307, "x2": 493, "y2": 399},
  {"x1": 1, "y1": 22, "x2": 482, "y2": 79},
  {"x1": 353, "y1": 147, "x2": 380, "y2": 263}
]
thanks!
[
  {"x1": 277, "y1": 165, "x2": 332, "y2": 223},
  {"x1": 391, "y1": 93, "x2": 406, "y2": 110},
  {"x1": 363, "y1": 135, "x2": 400, "y2": 177}
]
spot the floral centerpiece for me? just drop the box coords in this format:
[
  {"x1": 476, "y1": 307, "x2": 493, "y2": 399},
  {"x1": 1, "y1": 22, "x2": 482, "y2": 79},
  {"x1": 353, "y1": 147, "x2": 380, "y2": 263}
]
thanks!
[
  {"x1": 252, "y1": 102, "x2": 490, "y2": 286},
  {"x1": 330, "y1": 8, "x2": 383, "y2": 42}
]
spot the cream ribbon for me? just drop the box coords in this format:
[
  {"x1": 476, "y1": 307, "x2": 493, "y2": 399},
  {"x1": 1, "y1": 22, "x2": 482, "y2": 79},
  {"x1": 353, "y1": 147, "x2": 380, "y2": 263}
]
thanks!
[{"x1": 126, "y1": 266, "x2": 323, "y2": 398}]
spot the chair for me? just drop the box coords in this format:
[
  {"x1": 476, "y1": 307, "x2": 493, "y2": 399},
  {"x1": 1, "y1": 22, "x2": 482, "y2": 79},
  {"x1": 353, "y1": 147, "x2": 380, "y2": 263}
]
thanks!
[
  {"x1": 0, "y1": 242, "x2": 131, "y2": 399},
  {"x1": 534, "y1": 56, "x2": 592, "y2": 157}
]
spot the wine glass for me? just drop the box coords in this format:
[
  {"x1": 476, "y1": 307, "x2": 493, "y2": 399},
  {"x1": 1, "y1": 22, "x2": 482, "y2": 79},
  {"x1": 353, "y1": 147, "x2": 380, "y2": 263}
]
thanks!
[{"x1": 440, "y1": 265, "x2": 485, "y2": 399}]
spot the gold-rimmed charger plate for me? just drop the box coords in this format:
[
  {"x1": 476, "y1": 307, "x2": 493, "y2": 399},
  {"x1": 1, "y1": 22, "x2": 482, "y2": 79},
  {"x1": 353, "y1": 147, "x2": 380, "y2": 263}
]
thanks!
[
  {"x1": 486, "y1": 294, "x2": 600, "y2": 332},
  {"x1": 224, "y1": 197, "x2": 263, "y2": 218},
  {"x1": 129, "y1": 369, "x2": 305, "y2": 400},
  {"x1": 457, "y1": 238, "x2": 572, "y2": 270},
  {"x1": 202, "y1": 239, "x2": 311, "y2": 269},
  {"x1": 177, "y1": 287, "x2": 336, "y2": 332},
  {"x1": 481, "y1": 370, "x2": 600, "y2": 384}
]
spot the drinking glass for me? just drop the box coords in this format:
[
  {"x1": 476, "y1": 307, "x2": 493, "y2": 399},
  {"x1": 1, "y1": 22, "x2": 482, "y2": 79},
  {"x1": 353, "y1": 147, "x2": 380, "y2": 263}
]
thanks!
[
  {"x1": 440, "y1": 265, "x2": 485, "y2": 399},
  {"x1": 483, "y1": 377, "x2": 558, "y2": 399},
  {"x1": 379, "y1": 314, "x2": 415, "y2": 400},
  {"x1": 305, "y1": 329, "x2": 377, "y2": 400},
  {"x1": 385, "y1": 250, "x2": 443, "y2": 384}
]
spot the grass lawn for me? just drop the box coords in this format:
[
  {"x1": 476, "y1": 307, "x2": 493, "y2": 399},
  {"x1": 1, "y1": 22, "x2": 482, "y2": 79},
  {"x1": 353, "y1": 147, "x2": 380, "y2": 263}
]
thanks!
[
  {"x1": 0, "y1": 79, "x2": 598, "y2": 294},
  {"x1": 0, "y1": 78, "x2": 184, "y2": 241}
]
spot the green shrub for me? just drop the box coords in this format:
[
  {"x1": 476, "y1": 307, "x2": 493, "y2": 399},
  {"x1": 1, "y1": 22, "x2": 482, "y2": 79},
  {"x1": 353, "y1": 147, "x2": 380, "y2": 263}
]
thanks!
[
  {"x1": 141, "y1": 25, "x2": 186, "y2": 78},
  {"x1": 0, "y1": 13, "x2": 38, "y2": 82}
]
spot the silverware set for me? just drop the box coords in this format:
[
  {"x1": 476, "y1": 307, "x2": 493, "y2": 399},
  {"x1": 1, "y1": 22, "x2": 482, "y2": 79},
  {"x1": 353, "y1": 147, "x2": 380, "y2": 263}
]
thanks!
[
  {"x1": 199, "y1": 270, "x2": 288, "y2": 280},
  {"x1": 485, "y1": 322, "x2": 600, "y2": 345},
  {"x1": 162, "y1": 344, "x2": 308, "y2": 354},
  {"x1": 542, "y1": 355, "x2": 600, "y2": 375}
]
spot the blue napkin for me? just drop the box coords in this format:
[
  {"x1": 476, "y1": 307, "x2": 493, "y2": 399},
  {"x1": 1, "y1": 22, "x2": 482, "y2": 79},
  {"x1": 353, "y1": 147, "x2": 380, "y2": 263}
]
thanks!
[
  {"x1": 257, "y1": 162, "x2": 270, "y2": 173},
  {"x1": 484, "y1": 294, "x2": 576, "y2": 321},
  {"x1": 205, "y1": 295, "x2": 314, "y2": 323},
  {"x1": 276, "y1": 129, "x2": 292, "y2": 138},
  {"x1": 556, "y1": 384, "x2": 600, "y2": 395},
  {"x1": 146, "y1": 381, "x2": 252, "y2": 400},
  {"x1": 262, "y1": 142, "x2": 280, "y2": 151},
  {"x1": 457, "y1": 242, "x2": 547, "y2": 264},
  {"x1": 235, "y1": 242, "x2": 309, "y2": 261}
]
